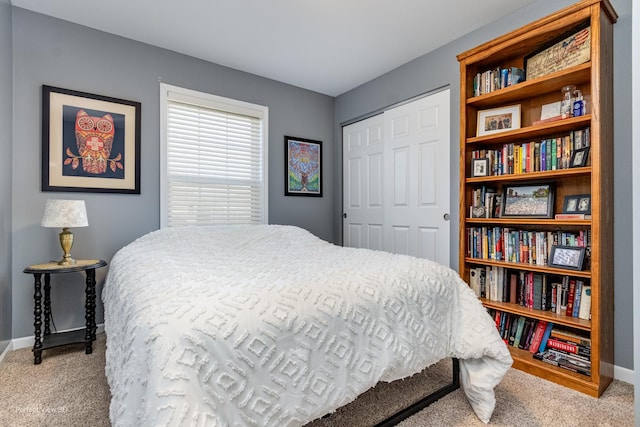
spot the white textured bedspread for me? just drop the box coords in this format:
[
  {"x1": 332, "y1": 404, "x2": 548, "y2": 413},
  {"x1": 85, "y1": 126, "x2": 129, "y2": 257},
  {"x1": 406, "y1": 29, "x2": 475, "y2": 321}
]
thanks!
[{"x1": 103, "y1": 225, "x2": 511, "y2": 426}]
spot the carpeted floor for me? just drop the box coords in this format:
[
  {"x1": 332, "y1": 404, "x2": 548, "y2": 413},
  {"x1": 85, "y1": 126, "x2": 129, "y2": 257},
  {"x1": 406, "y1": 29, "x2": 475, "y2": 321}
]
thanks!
[{"x1": 0, "y1": 333, "x2": 634, "y2": 426}]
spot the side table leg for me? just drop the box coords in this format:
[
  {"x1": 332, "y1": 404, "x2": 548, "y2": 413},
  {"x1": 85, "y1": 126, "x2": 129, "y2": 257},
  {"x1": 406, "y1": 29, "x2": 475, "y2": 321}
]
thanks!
[
  {"x1": 84, "y1": 268, "x2": 97, "y2": 354},
  {"x1": 43, "y1": 274, "x2": 51, "y2": 335},
  {"x1": 33, "y1": 273, "x2": 43, "y2": 365}
]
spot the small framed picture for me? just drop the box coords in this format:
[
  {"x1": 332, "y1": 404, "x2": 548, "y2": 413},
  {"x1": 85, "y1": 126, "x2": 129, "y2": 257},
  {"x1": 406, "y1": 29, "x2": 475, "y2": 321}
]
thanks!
[
  {"x1": 477, "y1": 104, "x2": 521, "y2": 137},
  {"x1": 563, "y1": 194, "x2": 591, "y2": 214},
  {"x1": 471, "y1": 158, "x2": 489, "y2": 177},
  {"x1": 500, "y1": 183, "x2": 554, "y2": 218},
  {"x1": 570, "y1": 147, "x2": 590, "y2": 168},
  {"x1": 548, "y1": 245, "x2": 586, "y2": 271}
]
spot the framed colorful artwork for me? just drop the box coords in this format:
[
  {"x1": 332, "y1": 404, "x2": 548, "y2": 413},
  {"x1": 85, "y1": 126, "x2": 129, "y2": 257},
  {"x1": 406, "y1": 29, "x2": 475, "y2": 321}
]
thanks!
[
  {"x1": 285, "y1": 136, "x2": 322, "y2": 197},
  {"x1": 42, "y1": 85, "x2": 141, "y2": 194}
]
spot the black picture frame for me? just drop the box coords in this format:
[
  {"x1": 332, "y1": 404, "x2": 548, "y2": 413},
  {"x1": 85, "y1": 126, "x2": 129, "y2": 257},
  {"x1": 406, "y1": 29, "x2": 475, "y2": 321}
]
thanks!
[
  {"x1": 570, "y1": 147, "x2": 590, "y2": 168},
  {"x1": 471, "y1": 158, "x2": 490, "y2": 177},
  {"x1": 562, "y1": 194, "x2": 591, "y2": 214},
  {"x1": 285, "y1": 136, "x2": 322, "y2": 197},
  {"x1": 500, "y1": 183, "x2": 554, "y2": 218},
  {"x1": 548, "y1": 245, "x2": 586, "y2": 271},
  {"x1": 42, "y1": 85, "x2": 141, "y2": 194}
]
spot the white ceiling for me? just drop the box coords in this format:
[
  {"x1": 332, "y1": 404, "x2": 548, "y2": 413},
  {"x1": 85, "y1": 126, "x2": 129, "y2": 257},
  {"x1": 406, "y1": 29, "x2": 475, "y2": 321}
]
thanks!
[{"x1": 11, "y1": 0, "x2": 537, "y2": 97}]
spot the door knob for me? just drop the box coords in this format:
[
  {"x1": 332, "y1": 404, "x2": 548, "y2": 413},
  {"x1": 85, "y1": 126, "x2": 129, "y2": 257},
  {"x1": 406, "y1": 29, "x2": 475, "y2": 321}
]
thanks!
[{"x1": 443, "y1": 213, "x2": 450, "y2": 221}]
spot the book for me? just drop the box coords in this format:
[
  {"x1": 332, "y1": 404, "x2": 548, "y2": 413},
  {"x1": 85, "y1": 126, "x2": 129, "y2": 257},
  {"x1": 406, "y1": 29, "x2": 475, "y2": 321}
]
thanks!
[
  {"x1": 532, "y1": 115, "x2": 564, "y2": 126},
  {"x1": 518, "y1": 318, "x2": 533, "y2": 349},
  {"x1": 550, "y1": 327, "x2": 591, "y2": 347},
  {"x1": 532, "y1": 274, "x2": 543, "y2": 310},
  {"x1": 578, "y1": 285, "x2": 592, "y2": 320},
  {"x1": 537, "y1": 322, "x2": 554, "y2": 353},
  {"x1": 565, "y1": 279, "x2": 576, "y2": 317},
  {"x1": 541, "y1": 276, "x2": 552, "y2": 311},
  {"x1": 572, "y1": 280, "x2": 583, "y2": 318},
  {"x1": 534, "y1": 349, "x2": 591, "y2": 376},
  {"x1": 508, "y1": 314, "x2": 519, "y2": 346},
  {"x1": 529, "y1": 320, "x2": 548, "y2": 353},
  {"x1": 546, "y1": 337, "x2": 591, "y2": 359},
  {"x1": 509, "y1": 273, "x2": 517, "y2": 303},
  {"x1": 513, "y1": 316, "x2": 526, "y2": 348},
  {"x1": 554, "y1": 213, "x2": 592, "y2": 220}
]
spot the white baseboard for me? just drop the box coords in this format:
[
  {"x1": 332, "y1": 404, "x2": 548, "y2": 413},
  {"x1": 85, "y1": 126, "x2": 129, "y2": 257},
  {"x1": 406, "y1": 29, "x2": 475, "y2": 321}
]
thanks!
[
  {"x1": 614, "y1": 364, "x2": 634, "y2": 385},
  {"x1": 0, "y1": 341, "x2": 13, "y2": 364},
  {"x1": 10, "y1": 323, "x2": 105, "y2": 351}
]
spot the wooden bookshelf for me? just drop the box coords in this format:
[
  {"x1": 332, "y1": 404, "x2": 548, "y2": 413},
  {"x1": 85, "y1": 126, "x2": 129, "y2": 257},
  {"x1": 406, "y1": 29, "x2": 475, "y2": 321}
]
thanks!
[{"x1": 457, "y1": 0, "x2": 616, "y2": 397}]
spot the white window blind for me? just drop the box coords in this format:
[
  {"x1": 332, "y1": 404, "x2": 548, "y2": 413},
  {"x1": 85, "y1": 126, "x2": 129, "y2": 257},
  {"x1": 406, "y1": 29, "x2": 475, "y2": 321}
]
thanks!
[{"x1": 160, "y1": 84, "x2": 268, "y2": 227}]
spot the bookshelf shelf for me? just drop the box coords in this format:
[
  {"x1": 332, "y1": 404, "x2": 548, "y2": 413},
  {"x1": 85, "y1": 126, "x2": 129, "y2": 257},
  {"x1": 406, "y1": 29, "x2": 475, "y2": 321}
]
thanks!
[
  {"x1": 457, "y1": 0, "x2": 616, "y2": 397},
  {"x1": 466, "y1": 63, "x2": 591, "y2": 109},
  {"x1": 466, "y1": 166, "x2": 591, "y2": 184},
  {"x1": 466, "y1": 115, "x2": 591, "y2": 145},
  {"x1": 465, "y1": 257, "x2": 591, "y2": 278},
  {"x1": 481, "y1": 299, "x2": 591, "y2": 331},
  {"x1": 465, "y1": 218, "x2": 591, "y2": 227}
]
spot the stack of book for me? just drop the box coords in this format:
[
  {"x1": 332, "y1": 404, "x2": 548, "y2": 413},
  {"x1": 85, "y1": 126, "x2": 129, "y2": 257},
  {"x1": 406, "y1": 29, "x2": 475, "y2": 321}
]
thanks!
[
  {"x1": 488, "y1": 310, "x2": 592, "y2": 377},
  {"x1": 473, "y1": 66, "x2": 525, "y2": 96},
  {"x1": 551, "y1": 278, "x2": 591, "y2": 320},
  {"x1": 466, "y1": 225, "x2": 590, "y2": 266},
  {"x1": 488, "y1": 310, "x2": 553, "y2": 354},
  {"x1": 470, "y1": 128, "x2": 590, "y2": 175},
  {"x1": 470, "y1": 268, "x2": 592, "y2": 322},
  {"x1": 534, "y1": 327, "x2": 591, "y2": 376}
]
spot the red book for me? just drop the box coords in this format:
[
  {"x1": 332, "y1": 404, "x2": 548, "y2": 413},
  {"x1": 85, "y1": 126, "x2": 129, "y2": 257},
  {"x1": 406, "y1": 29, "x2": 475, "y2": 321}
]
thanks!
[
  {"x1": 529, "y1": 320, "x2": 548, "y2": 353},
  {"x1": 565, "y1": 279, "x2": 577, "y2": 316}
]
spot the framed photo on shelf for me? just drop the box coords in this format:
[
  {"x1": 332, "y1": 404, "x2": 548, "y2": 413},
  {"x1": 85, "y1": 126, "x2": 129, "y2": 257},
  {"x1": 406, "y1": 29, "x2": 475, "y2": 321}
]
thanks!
[
  {"x1": 285, "y1": 135, "x2": 322, "y2": 197},
  {"x1": 42, "y1": 85, "x2": 141, "y2": 194},
  {"x1": 524, "y1": 24, "x2": 591, "y2": 81},
  {"x1": 548, "y1": 245, "x2": 586, "y2": 271},
  {"x1": 500, "y1": 183, "x2": 554, "y2": 218},
  {"x1": 562, "y1": 194, "x2": 591, "y2": 214},
  {"x1": 471, "y1": 158, "x2": 489, "y2": 177},
  {"x1": 570, "y1": 147, "x2": 590, "y2": 168},
  {"x1": 477, "y1": 104, "x2": 521, "y2": 137}
]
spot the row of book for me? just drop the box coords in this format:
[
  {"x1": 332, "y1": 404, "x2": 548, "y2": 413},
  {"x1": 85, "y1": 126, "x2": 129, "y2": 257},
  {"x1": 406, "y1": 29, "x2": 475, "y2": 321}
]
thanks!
[
  {"x1": 471, "y1": 267, "x2": 591, "y2": 320},
  {"x1": 470, "y1": 128, "x2": 590, "y2": 176},
  {"x1": 466, "y1": 225, "x2": 590, "y2": 266},
  {"x1": 488, "y1": 310, "x2": 592, "y2": 376},
  {"x1": 473, "y1": 67, "x2": 525, "y2": 97}
]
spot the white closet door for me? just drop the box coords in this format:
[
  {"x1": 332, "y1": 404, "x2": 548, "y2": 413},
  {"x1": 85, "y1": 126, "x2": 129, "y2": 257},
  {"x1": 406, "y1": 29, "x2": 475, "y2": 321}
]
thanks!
[
  {"x1": 383, "y1": 90, "x2": 450, "y2": 265},
  {"x1": 342, "y1": 114, "x2": 385, "y2": 250},
  {"x1": 342, "y1": 89, "x2": 450, "y2": 265}
]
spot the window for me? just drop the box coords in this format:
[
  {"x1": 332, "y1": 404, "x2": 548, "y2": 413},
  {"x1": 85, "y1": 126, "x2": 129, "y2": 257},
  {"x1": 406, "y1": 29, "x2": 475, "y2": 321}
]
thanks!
[{"x1": 160, "y1": 84, "x2": 268, "y2": 227}]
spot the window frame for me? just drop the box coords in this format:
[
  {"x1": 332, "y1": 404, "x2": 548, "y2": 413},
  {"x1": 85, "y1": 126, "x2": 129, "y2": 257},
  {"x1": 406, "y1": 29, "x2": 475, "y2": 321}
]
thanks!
[{"x1": 159, "y1": 83, "x2": 269, "y2": 228}]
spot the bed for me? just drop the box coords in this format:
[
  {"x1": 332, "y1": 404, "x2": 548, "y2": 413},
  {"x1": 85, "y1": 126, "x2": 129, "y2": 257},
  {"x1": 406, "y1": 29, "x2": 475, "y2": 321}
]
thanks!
[{"x1": 103, "y1": 224, "x2": 512, "y2": 426}]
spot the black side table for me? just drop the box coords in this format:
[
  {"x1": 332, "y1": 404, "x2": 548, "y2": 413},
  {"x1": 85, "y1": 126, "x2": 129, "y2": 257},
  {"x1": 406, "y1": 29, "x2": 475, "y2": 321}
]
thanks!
[{"x1": 23, "y1": 259, "x2": 107, "y2": 364}]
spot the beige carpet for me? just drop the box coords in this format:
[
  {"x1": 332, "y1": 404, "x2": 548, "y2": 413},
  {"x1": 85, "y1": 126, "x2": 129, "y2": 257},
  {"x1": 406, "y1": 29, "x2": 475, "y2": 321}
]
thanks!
[{"x1": 0, "y1": 333, "x2": 633, "y2": 426}]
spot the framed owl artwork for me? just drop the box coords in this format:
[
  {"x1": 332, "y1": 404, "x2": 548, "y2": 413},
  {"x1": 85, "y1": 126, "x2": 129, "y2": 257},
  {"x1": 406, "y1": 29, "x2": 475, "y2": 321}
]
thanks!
[{"x1": 41, "y1": 85, "x2": 141, "y2": 194}]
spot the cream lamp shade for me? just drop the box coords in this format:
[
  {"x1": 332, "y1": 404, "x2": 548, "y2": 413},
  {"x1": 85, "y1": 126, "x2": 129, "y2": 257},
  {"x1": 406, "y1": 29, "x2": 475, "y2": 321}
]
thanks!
[{"x1": 41, "y1": 199, "x2": 89, "y2": 265}]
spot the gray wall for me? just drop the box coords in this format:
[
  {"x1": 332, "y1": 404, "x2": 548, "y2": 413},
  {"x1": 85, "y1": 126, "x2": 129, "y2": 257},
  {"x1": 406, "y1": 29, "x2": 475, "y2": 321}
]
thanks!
[
  {"x1": 0, "y1": 0, "x2": 12, "y2": 355},
  {"x1": 11, "y1": 8, "x2": 335, "y2": 339},
  {"x1": 633, "y1": 0, "x2": 639, "y2": 421},
  {"x1": 335, "y1": 0, "x2": 633, "y2": 370}
]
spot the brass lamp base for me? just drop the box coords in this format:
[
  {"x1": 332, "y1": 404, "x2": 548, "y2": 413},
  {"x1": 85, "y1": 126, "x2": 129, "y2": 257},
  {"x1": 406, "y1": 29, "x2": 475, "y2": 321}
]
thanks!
[{"x1": 57, "y1": 227, "x2": 77, "y2": 265}]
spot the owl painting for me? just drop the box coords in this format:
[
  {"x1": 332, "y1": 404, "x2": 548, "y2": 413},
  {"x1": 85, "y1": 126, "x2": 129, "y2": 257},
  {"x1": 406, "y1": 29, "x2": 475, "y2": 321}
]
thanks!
[{"x1": 64, "y1": 109, "x2": 123, "y2": 175}]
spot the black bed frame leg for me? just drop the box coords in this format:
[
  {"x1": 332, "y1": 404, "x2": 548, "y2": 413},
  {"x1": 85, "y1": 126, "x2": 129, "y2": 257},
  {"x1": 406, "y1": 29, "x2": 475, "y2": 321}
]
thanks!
[{"x1": 374, "y1": 358, "x2": 461, "y2": 427}]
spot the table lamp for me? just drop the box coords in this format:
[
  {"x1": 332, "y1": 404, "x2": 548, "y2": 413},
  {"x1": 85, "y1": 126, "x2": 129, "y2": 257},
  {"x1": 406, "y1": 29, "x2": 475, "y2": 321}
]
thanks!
[{"x1": 41, "y1": 199, "x2": 89, "y2": 265}]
